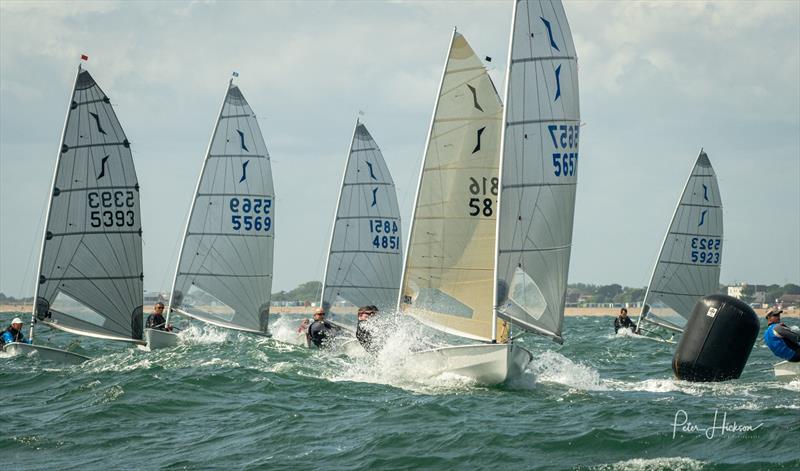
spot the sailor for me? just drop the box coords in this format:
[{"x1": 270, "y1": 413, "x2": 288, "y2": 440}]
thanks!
[
  {"x1": 1, "y1": 317, "x2": 31, "y2": 345},
  {"x1": 356, "y1": 305, "x2": 380, "y2": 353},
  {"x1": 145, "y1": 302, "x2": 172, "y2": 332},
  {"x1": 307, "y1": 307, "x2": 337, "y2": 348},
  {"x1": 764, "y1": 309, "x2": 800, "y2": 362},
  {"x1": 614, "y1": 307, "x2": 637, "y2": 334}
]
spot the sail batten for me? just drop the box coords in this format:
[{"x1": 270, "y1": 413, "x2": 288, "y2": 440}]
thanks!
[
  {"x1": 493, "y1": 0, "x2": 580, "y2": 341},
  {"x1": 320, "y1": 121, "x2": 402, "y2": 318},
  {"x1": 33, "y1": 66, "x2": 144, "y2": 342},
  {"x1": 399, "y1": 31, "x2": 505, "y2": 341},
  {"x1": 169, "y1": 82, "x2": 275, "y2": 334},
  {"x1": 638, "y1": 151, "x2": 723, "y2": 331}
]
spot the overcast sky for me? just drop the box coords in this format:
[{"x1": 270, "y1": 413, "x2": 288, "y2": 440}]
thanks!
[{"x1": 1, "y1": 1, "x2": 798, "y2": 297}]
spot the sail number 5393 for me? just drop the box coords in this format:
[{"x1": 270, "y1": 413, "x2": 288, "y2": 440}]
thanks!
[
  {"x1": 230, "y1": 197, "x2": 272, "y2": 232},
  {"x1": 548, "y1": 124, "x2": 579, "y2": 177},
  {"x1": 87, "y1": 190, "x2": 135, "y2": 228},
  {"x1": 468, "y1": 177, "x2": 497, "y2": 217}
]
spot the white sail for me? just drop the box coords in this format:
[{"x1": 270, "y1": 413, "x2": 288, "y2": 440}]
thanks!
[
  {"x1": 398, "y1": 31, "x2": 504, "y2": 342},
  {"x1": 494, "y1": 0, "x2": 580, "y2": 343},
  {"x1": 33, "y1": 66, "x2": 144, "y2": 343},
  {"x1": 320, "y1": 121, "x2": 402, "y2": 318},
  {"x1": 169, "y1": 81, "x2": 275, "y2": 334},
  {"x1": 638, "y1": 151, "x2": 723, "y2": 330}
]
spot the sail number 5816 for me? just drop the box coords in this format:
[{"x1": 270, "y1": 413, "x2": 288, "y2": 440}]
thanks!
[{"x1": 468, "y1": 177, "x2": 497, "y2": 217}]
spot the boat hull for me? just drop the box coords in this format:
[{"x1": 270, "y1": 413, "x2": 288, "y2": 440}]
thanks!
[
  {"x1": 410, "y1": 343, "x2": 532, "y2": 385},
  {"x1": 2, "y1": 342, "x2": 89, "y2": 364},
  {"x1": 774, "y1": 361, "x2": 800, "y2": 382},
  {"x1": 142, "y1": 328, "x2": 180, "y2": 351}
]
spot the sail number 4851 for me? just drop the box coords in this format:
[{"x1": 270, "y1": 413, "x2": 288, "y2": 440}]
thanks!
[
  {"x1": 548, "y1": 124, "x2": 579, "y2": 177},
  {"x1": 230, "y1": 197, "x2": 272, "y2": 232},
  {"x1": 369, "y1": 219, "x2": 399, "y2": 250},
  {"x1": 468, "y1": 177, "x2": 497, "y2": 217}
]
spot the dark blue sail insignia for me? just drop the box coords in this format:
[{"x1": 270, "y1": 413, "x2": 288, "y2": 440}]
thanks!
[
  {"x1": 698, "y1": 209, "x2": 707, "y2": 227},
  {"x1": 90, "y1": 112, "x2": 107, "y2": 135},
  {"x1": 239, "y1": 160, "x2": 250, "y2": 183},
  {"x1": 472, "y1": 127, "x2": 485, "y2": 154},
  {"x1": 237, "y1": 130, "x2": 249, "y2": 152},
  {"x1": 703, "y1": 184, "x2": 709, "y2": 201},
  {"x1": 371, "y1": 187, "x2": 378, "y2": 207},
  {"x1": 96, "y1": 155, "x2": 110, "y2": 179},
  {"x1": 554, "y1": 65, "x2": 562, "y2": 101},
  {"x1": 540, "y1": 17, "x2": 560, "y2": 51},
  {"x1": 366, "y1": 161, "x2": 377, "y2": 180},
  {"x1": 467, "y1": 84, "x2": 483, "y2": 112}
]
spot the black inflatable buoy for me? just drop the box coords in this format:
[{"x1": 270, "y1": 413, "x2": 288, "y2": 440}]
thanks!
[{"x1": 672, "y1": 294, "x2": 759, "y2": 382}]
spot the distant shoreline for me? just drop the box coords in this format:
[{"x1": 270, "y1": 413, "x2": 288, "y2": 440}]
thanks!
[{"x1": 2, "y1": 304, "x2": 796, "y2": 319}]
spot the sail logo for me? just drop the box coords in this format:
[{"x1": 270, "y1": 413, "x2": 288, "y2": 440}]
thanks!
[
  {"x1": 366, "y1": 161, "x2": 377, "y2": 180},
  {"x1": 703, "y1": 184, "x2": 709, "y2": 201},
  {"x1": 239, "y1": 160, "x2": 249, "y2": 183},
  {"x1": 90, "y1": 112, "x2": 107, "y2": 135},
  {"x1": 472, "y1": 127, "x2": 485, "y2": 154},
  {"x1": 371, "y1": 187, "x2": 378, "y2": 207},
  {"x1": 96, "y1": 155, "x2": 110, "y2": 179},
  {"x1": 237, "y1": 130, "x2": 249, "y2": 152},
  {"x1": 554, "y1": 65, "x2": 562, "y2": 101},
  {"x1": 540, "y1": 17, "x2": 560, "y2": 51},
  {"x1": 467, "y1": 84, "x2": 483, "y2": 112},
  {"x1": 698, "y1": 209, "x2": 707, "y2": 227}
]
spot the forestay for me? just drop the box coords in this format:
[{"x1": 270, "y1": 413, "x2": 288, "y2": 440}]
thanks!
[
  {"x1": 399, "y1": 31, "x2": 504, "y2": 342},
  {"x1": 169, "y1": 81, "x2": 275, "y2": 334},
  {"x1": 320, "y1": 121, "x2": 402, "y2": 318},
  {"x1": 34, "y1": 66, "x2": 144, "y2": 343},
  {"x1": 494, "y1": 0, "x2": 580, "y2": 343},
  {"x1": 638, "y1": 151, "x2": 723, "y2": 330}
]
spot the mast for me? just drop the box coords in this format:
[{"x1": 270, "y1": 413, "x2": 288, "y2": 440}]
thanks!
[
  {"x1": 396, "y1": 27, "x2": 458, "y2": 312},
  {"x1": 491, "y1": 1, "x2": 519, "y2": 343},
  {"x1": 319, "y1": 117, "x2": 361, "y2": 311},
  {"x1": 29, "y1": 65, "x2": 83, "y2": 341},
  {"x1": 165, "y1": 78, "x2": 233, "y2": 326}
]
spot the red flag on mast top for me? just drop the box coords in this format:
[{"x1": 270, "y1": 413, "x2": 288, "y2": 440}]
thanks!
[{"x1": 80, "y1": 54, "x2": 89, "y2": 61}]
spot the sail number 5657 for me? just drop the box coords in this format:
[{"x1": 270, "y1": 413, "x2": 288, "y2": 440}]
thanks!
[{"x1": 548, "y1": 124, "x2": 579, "y2": 177}]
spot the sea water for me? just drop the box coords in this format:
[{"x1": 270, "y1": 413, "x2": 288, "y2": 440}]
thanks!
[{"x1": 1, "y1": 313, "x2": 798, "y2": 470}]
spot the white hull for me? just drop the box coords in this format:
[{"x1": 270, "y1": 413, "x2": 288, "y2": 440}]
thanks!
[
  {"x1": 141, "y1": 328, "x2": 180, "y2": 351},
  {"x1": 409, "y1": 343, "x2": 532, "y2": 385},
  {"x1": 2, "y1": 342, "x2": 89, "y2": 365},
  {"x1": 773, "y1": 361, "x2": 800, "y2": 382}
]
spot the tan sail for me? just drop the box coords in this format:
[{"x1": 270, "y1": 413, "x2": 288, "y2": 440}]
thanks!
[{"x1": 399, "y1": 31, "x2": 504, "y2": 342}]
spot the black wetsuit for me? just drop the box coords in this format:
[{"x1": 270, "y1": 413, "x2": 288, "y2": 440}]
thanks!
[
  {"x1": 146, "y1": 313, "x2": 168, "y2": 331},
  {"x1": 308, "y1": 320, "x2": 335, "y2": 348},
  {"x1": 356, "y1": 320, "x2": 378, "y2": 354},
  {"x1": 614, "y1": 316, "x2": 636, "y2": 334}
]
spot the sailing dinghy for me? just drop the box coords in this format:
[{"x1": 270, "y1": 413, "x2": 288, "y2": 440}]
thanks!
[
  {"x1": 3, "y1": 65, "x2": 144, "y2": 363},
  {"x1": 399, "y1": 0, "x2": 580, "y2": 385},
  {"x1": 145, "y1": 78, "x2": 275, "y2": 349},
  {"x1": 318, "y1": 119, "x2": 402, "y2": 343},
  {"x1": 773, "y1": 361, "x2": 800, "y2": 382},
  {"x1": 635, "y1": 151, "x2": 723, "y2": 343}
]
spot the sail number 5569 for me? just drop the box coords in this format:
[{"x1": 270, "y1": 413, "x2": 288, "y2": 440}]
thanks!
[{"x1": 230, "y1": 197, "x2": 272, "y2": 232}]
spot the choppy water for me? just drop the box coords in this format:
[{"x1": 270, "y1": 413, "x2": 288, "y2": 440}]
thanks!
[{"x1": 2, "y1": 312, "x2": 798, "y2": 470}]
